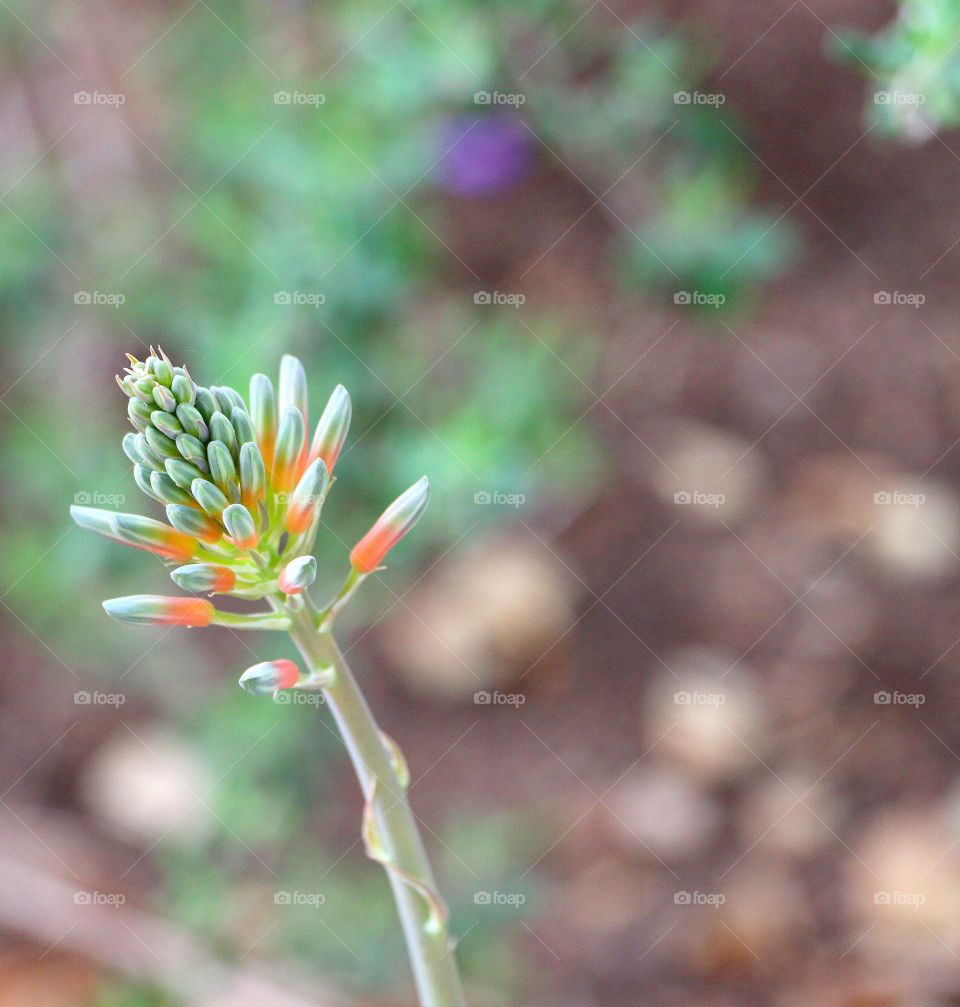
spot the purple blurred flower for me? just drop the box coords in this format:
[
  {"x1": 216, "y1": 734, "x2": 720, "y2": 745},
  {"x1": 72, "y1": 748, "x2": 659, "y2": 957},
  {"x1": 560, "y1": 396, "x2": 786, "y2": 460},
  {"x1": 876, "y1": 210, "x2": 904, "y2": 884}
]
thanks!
[{"x1": 434, "y1": 114, "x2": 534, "y2": 197}]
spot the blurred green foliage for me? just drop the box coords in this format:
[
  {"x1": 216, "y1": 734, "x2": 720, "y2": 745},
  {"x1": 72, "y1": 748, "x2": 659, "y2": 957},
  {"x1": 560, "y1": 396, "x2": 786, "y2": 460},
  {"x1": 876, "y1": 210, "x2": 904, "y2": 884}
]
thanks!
[{"x1": 833, "y1": 0, "x2": 960, "y2": 141}]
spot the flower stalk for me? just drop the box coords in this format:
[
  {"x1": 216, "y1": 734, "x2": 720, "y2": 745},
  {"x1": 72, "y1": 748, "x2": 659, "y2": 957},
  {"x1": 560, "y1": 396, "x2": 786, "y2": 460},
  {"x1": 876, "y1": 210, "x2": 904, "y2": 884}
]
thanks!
[{"x1": 72, "y1": 349, "x2": 468, "y2": 1007}]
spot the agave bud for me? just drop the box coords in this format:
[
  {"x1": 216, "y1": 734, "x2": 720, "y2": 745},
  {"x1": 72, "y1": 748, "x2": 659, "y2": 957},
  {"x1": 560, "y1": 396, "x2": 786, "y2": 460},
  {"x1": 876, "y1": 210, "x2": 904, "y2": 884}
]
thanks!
[
  {"x1": 171, "y1": 373, "x2": 195, "y2": 406},
  {"x1": 133, "y1": 464, "x2": 162, "y2": 502},
  {"x1": 103, "y1": 595, "x2": 214, "y2": 626},
  {"x1": 176, "y1": 434, "x2": 209, "y2": 471},
  {"x1": 250, "y1": 373, "x2": 277, "y2": 469},
  {"x1": 152, "y1": 384, "x2": 177, "y2": 413},
  {"x1": 209, "y1": 412, "x2": 237, "y2": 455},
  {"x1": 309, "y1": 385, "x2": 351, "y2": 473},
  {"x1": 238, "y1": 659, "x2": 300, "y2": 695},
  {"x1": 166, "y1": 504, "x2": 222, "y2": 544},
  {"x1": 222, "y1": 503, "x2": 258, "y2": 550},
  {"x1": 284, "y1": 458, "x2": 329, "y2": 535},
  {"x1": 191, "y1": 478, "x2": 230, "y2": 519},
  {"x1": 230, "y1": 408, "x2": 257, "y2": 446},
  {"x1": 111, "y1": 513, "x2": 199, "y2": 561},
  {"x1": 176, "y1": 403, "x2": 209, "y2": 441},
  {"x1": 279, "y1": 355, "x2": 309, "y2": 465},
  {"x1": 144, "y1": 426, "x2": 179, "y2": 460},
  {"x1": 271, "y1": 405, "x2": 305, "y2": 495},
  {"x1": 149, "y1": 470, "x2": 194, "y2": 506},
  {"x1": 194, "y1": 387, "x2": 218, "y2": 424},
  {"x1": 350, "y1": 477, "x2": 430, "y2": 573},
  {"x1": 165, "y1": 457, "x2": 206, "y2": 491},
  {"x1": 70, "y1": 505, "x2": 133, "y2": 548},
  {"x1": 278, "y1": 555, "x2": 317, "y2": 595},
  {"x1": 239, "y1": 441, "x2": 266, "y2": 514},
  {"x1": 207, "y1": 441, "x2": 239, "y2": 496},
  {"x1": 171, "y1": 563, "x2": 237, "y2": 594}
]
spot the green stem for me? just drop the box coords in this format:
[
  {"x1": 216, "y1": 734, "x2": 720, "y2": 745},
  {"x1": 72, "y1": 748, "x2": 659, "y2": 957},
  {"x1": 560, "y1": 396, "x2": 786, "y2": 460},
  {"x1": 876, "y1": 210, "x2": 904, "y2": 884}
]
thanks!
[{"x1": 284, "y1": 605, "x2": 468, "y2": 1007}]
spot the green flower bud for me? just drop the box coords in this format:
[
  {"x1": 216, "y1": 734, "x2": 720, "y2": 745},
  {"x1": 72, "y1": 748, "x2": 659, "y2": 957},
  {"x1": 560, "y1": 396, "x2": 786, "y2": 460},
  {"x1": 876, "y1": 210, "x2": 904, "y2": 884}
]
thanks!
[
  {"x1": 222, "y1": 503, "x2": 258, "y2": 549},
  {"x1": 272, "y1": 405, "x2": 305, "y2": 494},
  {"x1": 171, "y1": 562, "x2": 237, "y2": 594},
  {"x1": 239, "y1": 441, "x2": 267, "y2": 518},
  {"x1": 230, "y1": 407, "x2": 256, "y2": 446},
  {"x1": 176, "y1": 403, "x2": 209, "y2": 441},
  {"x1": 165, "y1": 457, "x2": 207, "y2": 490},
  {"x1": 166, "y1": 504, "x2": 222, "y2": 543},
  {"x1": 176, "y1": 433, "x2": 209, "y2": 471},
  {"x1": 144, "y1": 426, "x2": 179, "y2": 460},
  {"x1": 127, "y1": 398, "x2": 152, "y2": 433},
  {"x1": 207, "y1": 412, "x2": 236, "y2": 456},
  {"x1": 151, "y1": 410, "x2": 183, "y2": 439},
  {"x1": 153, "y1": 384, "x2": 177, "y2": 412},
  {"x1": 207, "y1": 441, "x2": 238, "y2": 495},
  {"x1": 192, "y1": 478, "x2": 230, "y2": 519},
  {"x1": 133, "y1": 464, "x2": 162, "y2": 502},
  {"x1": 239, "y1": 659, "x2": 300, "y2": 695},
  {"x1": 149, "y1": 470, "x2": 194, "y2": 506},
  {"x1": 250, "y1": 373, "x2": 277, "y2": 467},
  {"x1": 278, "y1": 555, "x2": 317, "y2": 594},
  {"x1": 171, "y1": 373, "x2": 195, "y2": 406},
  {"x1": 194, "y1": 388, "x2": 218, "y2": 424}
]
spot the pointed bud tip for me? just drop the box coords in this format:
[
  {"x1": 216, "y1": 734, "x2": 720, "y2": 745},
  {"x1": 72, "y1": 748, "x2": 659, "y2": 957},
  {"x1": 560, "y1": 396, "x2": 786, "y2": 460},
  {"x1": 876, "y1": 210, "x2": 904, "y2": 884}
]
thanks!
[{"x1": 239, "y1": 659, "x2": 300, "y2": 696}]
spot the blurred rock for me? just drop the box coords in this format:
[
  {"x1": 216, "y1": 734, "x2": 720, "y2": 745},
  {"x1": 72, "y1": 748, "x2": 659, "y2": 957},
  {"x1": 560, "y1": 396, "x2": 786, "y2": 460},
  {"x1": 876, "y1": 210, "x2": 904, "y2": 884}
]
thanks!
[
  {"x1": 845, "y1": 809, "x2": 960, "y2": 981},
  {"x1": 604, "y1": 762, "x2": 721, "y2": 860},
  {"x1": 80, "y1": 724, "x2": 213, "y2": 846},
  {"x1": 644, "y1": 421, "x2": 768, "y2": 527},
  {"x1": 738, "y1": 772, "x2": 839, "y2": 857},
  {"x1": 383, "y1": 533, "x2": 577, "y2": 700},
  {"x1": 646, "y1": 648, "x2": 767, "y2": 785}
]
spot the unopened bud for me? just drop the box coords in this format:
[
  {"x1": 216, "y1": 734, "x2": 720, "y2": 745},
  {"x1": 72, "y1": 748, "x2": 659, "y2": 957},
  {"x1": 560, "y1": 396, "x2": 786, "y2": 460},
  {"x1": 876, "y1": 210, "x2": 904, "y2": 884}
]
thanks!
[
  {"x1": 350, "y1": 476, "x2": 430, "y2": 573},
  {"x1": 278, "y1": 555, "x2": 317, "y2": 595},
  {"x1": 238, "y1": 659, "x2": 301, "y2": 696},
  {"x1": 103, "y1": 594, "x2": 214, "y2": 627},
  {"x1": 309, "y1": 384, "x2": 351, "y2": 473}
]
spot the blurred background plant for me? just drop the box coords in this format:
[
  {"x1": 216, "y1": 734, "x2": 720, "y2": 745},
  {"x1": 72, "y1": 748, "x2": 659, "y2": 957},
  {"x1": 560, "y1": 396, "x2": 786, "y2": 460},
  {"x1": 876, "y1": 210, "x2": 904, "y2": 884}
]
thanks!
[{"x1": 832, "y1": 0, "x2": 960, "y2": 141}]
